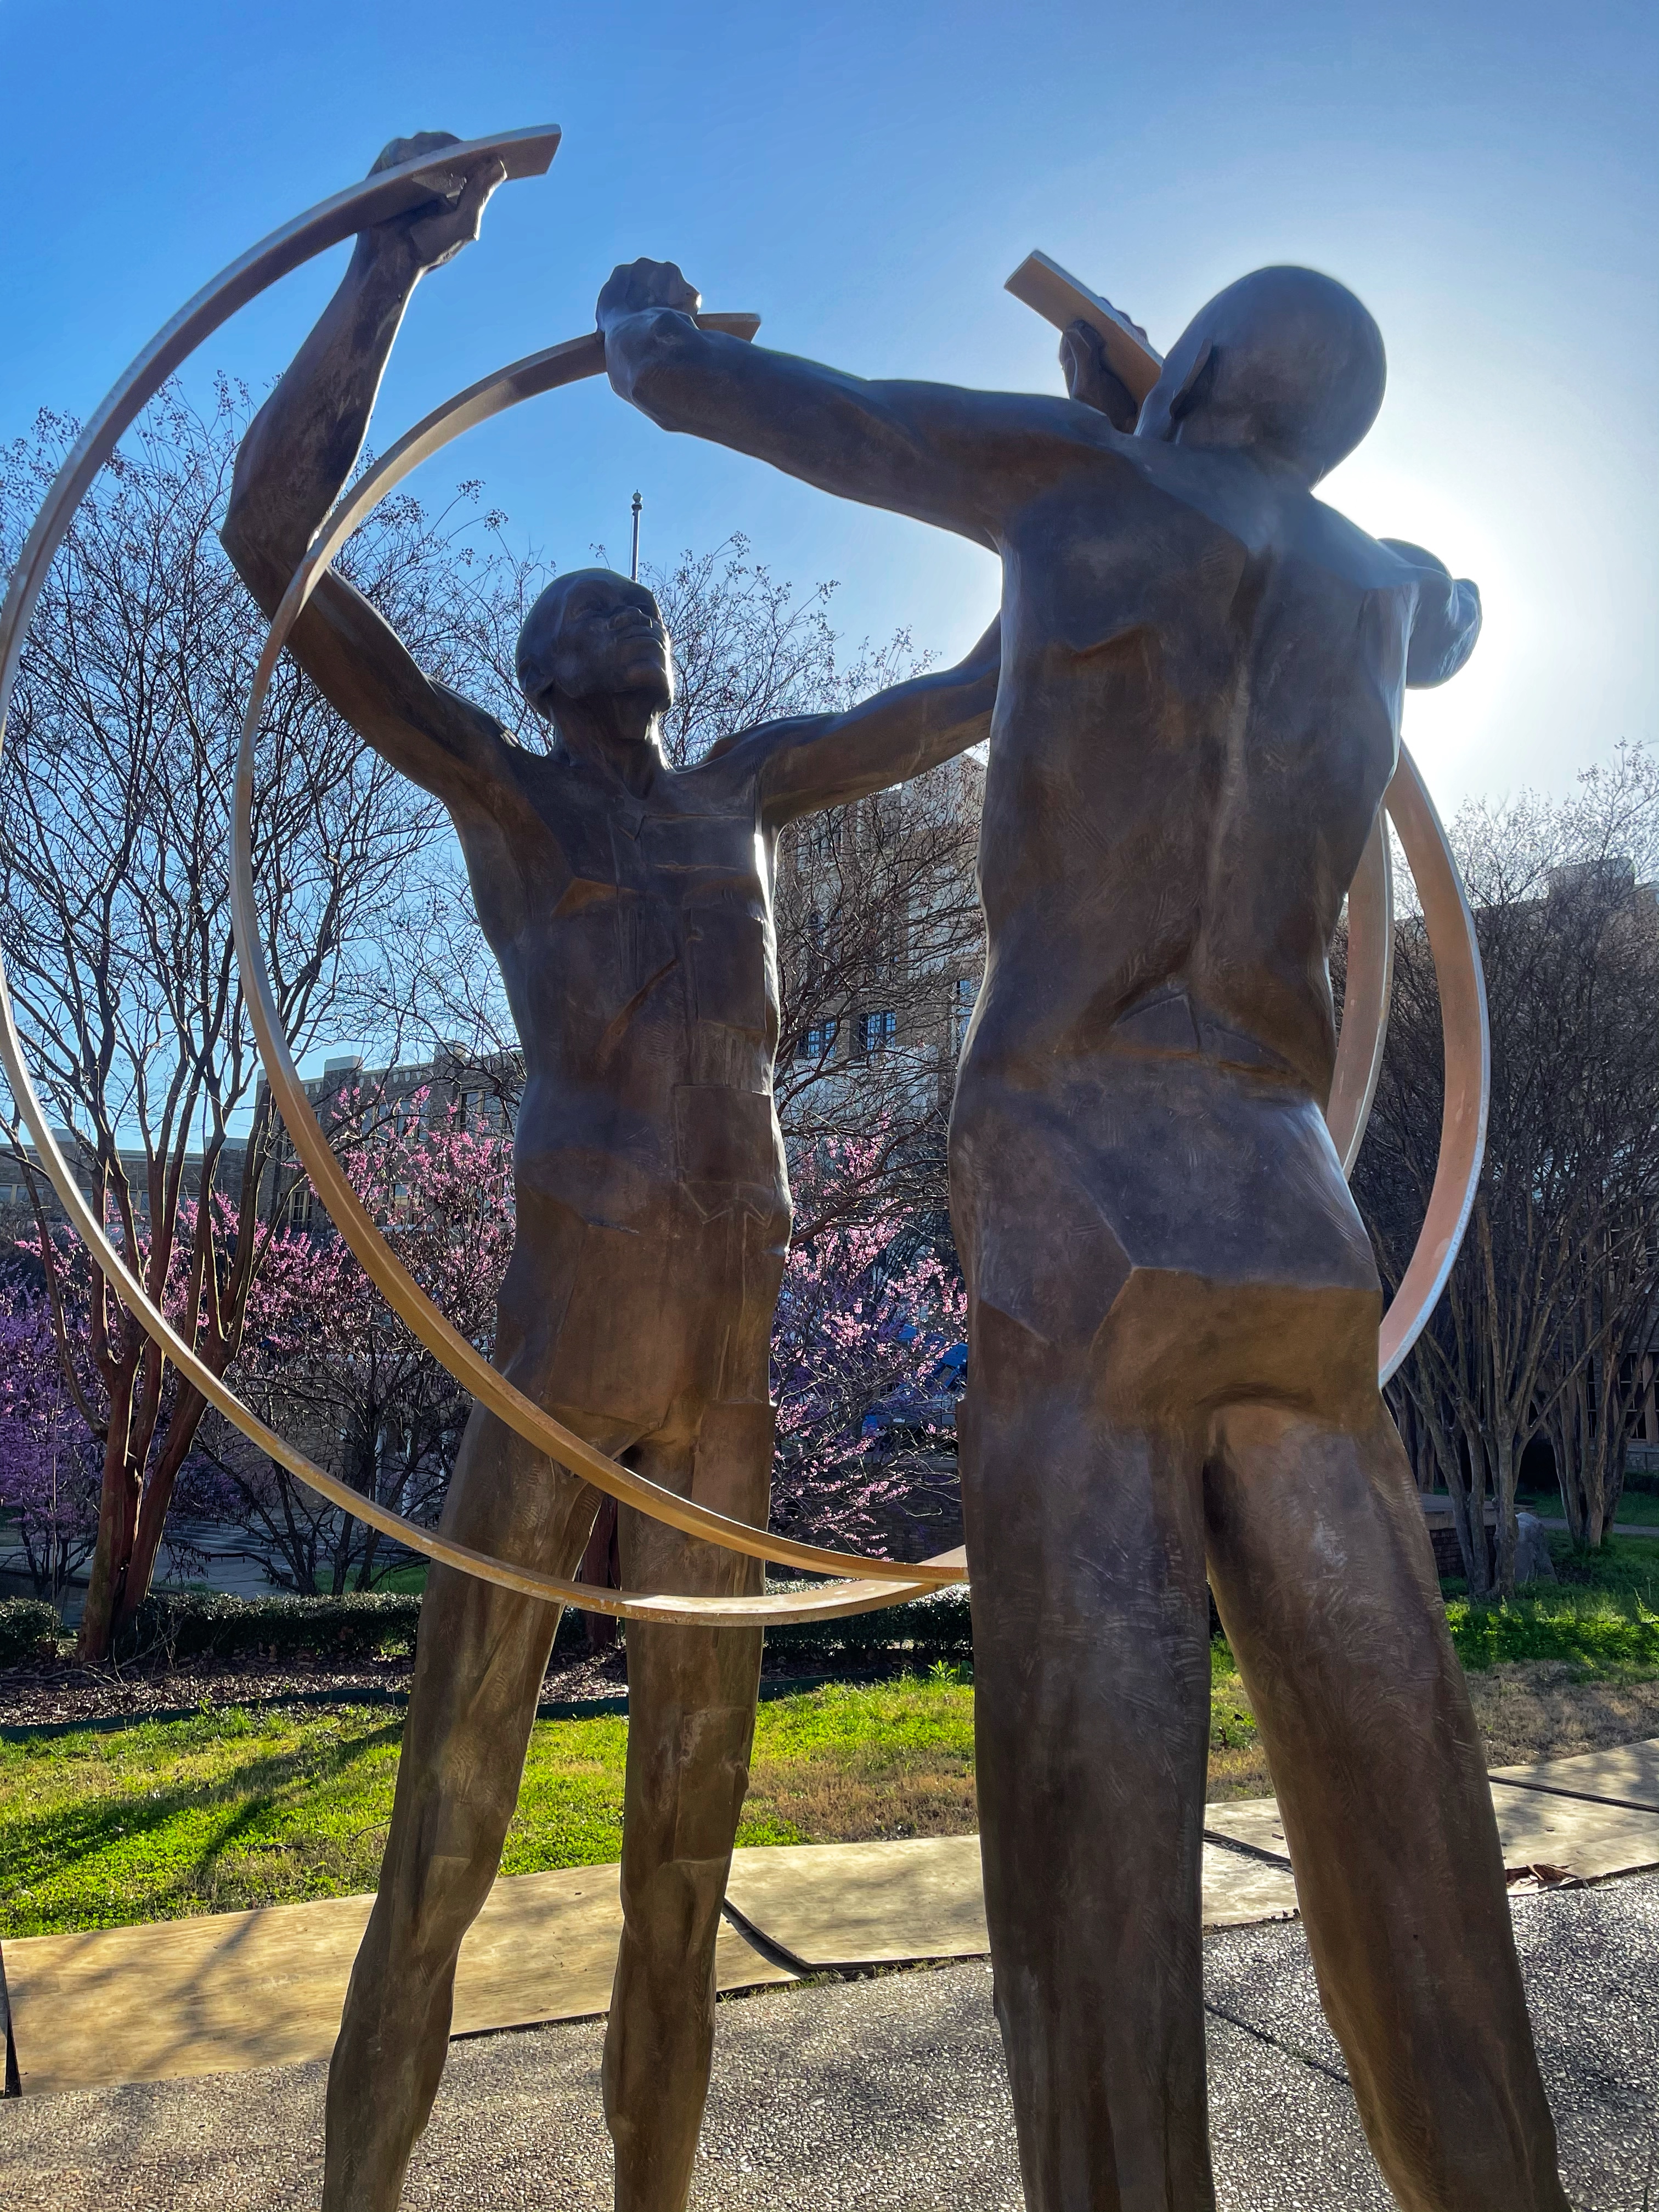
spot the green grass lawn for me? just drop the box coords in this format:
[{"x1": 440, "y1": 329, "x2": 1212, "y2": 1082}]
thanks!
[
  {"x1": 5, "y1": 1539, "x2": 1654, "y2": 1945},
  {"x1": 1444, "y1": 1536, "x2": 1659, "y2": 1674},
  {"x1": 0, "y1": 1683, "x2": 968, "y2": 1939},
  {"x1": 0, "y1": 1668, "x2": 1268, "y2": 1940},
  {"x1": 1516, "y1": 1486, "x2": 1659, "y2": 1530}
]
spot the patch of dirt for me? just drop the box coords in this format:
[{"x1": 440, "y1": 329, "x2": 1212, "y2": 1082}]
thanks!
[
  {"x1": 1464, "y1": 1662, "x2": 1659, "y2": 1767},
  {"x1": 745, "y1": 1752, "x2": 979, "y2": 1843},
  {"x1": 0, "y1": 1637, "x2": 911, "y2": 1733},
  {"x1": 0, "y1": 1653, "x2": 416, "y2": 1729}
]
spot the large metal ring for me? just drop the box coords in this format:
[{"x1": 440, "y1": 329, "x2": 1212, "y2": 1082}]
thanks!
[
  {"x1": 0, "y1": 131, "x2": 952, "y2": 1628},
  {"x1": 1372, "y1": 749, "x2": 1490, "y2": 1381},
  {"x1": 0, "y1": 133, "x2": 1487, "y2": 1625},
  {"x1": 1327, "y1": 755, "x2": 1491, "y2": 1381}
]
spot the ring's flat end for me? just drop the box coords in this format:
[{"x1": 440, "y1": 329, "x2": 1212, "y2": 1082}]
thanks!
[
  {"x1": 696, "y1": 311, "x2": 761, "y2": 343},
  {"x1": 410, "y1": 124, "x2": 562, "y2": 198}
]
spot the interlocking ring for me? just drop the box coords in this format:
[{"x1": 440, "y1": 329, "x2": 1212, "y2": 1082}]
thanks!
[{"x1": 0, "y1": 128, "x2": 1488, "y2": 1627}]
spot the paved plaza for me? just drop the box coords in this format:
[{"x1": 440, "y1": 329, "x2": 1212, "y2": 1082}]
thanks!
[{"x1": 1, "y1": 1873, "x2": 1655, "y2": 2211}]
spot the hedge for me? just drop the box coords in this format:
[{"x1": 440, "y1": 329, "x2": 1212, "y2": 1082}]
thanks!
[
  {"x1": 0, "y1": 1597, "x2": 63, "y2": 1667},
  {"x1": 760, "y1": 1581, "x2": 974, "y2": 1667},
  {"x1": 0, "y1": 1579, "x2": 977, "y2": 1675},
  {"x1": 109, "y1": 1586, "x2": 611, "y2": 1666},
  {"x1": 115, "y1": 1589, "x2": 426, "y2": 1664},
  {"x1": 111, "y1": 1583, "x2": 979, "y2": 1671}
]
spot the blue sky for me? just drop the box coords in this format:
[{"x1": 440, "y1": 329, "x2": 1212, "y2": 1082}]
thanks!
[{"x1": 3, "y1": 0, "x2": 1654, "y2": 817}]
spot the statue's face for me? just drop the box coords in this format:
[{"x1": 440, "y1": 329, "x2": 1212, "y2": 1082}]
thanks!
[{"x1": 518, "y1": 571, "x2": 674, "y2": 719}]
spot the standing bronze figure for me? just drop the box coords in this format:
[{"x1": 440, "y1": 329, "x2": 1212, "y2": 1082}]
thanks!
[
  {"x1": 599, "y1": 257, "x2": 1569, "y2": 2211},
  {"x1": 220, "y1": 138, "x2": 996, "y2": 2212}
]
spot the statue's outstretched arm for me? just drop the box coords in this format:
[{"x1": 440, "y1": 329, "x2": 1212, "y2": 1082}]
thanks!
[
  {"x1": 714, "y1": 616, "x2": 1000, "y2": 825},
  {"x1": 599, "y1": 261, "x2": 1111, "y2": 552},
  {"x1": 221, "y1": 136, "x2": 514, "y2": 808}
]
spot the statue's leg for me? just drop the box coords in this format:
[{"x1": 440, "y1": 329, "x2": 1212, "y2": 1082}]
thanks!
[
  {"x1": 960, "y1": 1297, "x2": 1217, "y2": 2212},
  {"x1": 321, "y1": 1395, "x2": 632, "y2": 2212},
  {"x1": 602, "y1": 1396, "x2": 772, "y2": 2212},
  {"x1": 1206, "y1": 1389, "x2": 1571, "y2": 2212}
]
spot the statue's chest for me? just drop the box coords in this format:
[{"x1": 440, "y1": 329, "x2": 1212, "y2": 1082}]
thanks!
[{"x1": 550, "y1": 797, "x2": 776, "y2": 1045}]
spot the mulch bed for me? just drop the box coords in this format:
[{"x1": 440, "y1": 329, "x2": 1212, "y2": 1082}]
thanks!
[
  {"x1": 0, "y1": 1644, "x2": 631, "y2": 1733},
  {"x1": 0, "y1": 1639, "x2": 901, "y2": 1734}
]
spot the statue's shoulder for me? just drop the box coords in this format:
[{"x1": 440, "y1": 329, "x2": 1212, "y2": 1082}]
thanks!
[{"x1": 1290, "y1": 494, "x2": 1419, "y2": 593}]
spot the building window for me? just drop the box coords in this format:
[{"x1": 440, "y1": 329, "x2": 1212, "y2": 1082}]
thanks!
[
  {"x1": 806, "y1": 814, "x2": 843, "y2": 860},
  {"x1": 858, "y1": 1009, "x2": 897, "y2": 1057},
  {"x1": 953, "y1": 975, "x2": 979, "y2": 1051},
  {"x1": 799, "y1": 1018, "x2": 839, "y2": 1062}
]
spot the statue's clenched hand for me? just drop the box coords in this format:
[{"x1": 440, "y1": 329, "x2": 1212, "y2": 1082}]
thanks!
[
  {"x1": 596, "y1": 258, "x2": 702, "y2": 334},
  {"x1": 1059, "y1": 320, "x2": 1140, "y2": 433},
  {"x1": 361, "y1": 133, "x2": 506, "y2": 278}
]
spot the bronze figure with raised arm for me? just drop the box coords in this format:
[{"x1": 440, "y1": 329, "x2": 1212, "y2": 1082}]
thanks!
[
  {"x1": 220, "y1": 138, "x2": 998, "y2": 2212},
  {"x1": 599, "y1": 258, "x2": 1568, "y2": 2211}
]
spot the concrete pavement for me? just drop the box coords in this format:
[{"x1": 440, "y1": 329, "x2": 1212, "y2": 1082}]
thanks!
[{"x1": 0, "y1": 1874, "x2": 1654, "y2": 2210}]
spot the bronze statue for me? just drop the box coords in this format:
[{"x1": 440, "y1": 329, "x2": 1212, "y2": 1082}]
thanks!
[
  {"x1": 219, "y1": 138, "x2": 997, "y2": 2212},
  {"x1": 599, "y1": 258, "x2": 1571, "y2": 2210}
]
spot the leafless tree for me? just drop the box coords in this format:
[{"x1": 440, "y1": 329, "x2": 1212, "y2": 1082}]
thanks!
[
  {"x1": 652, "y1": 535, "x2": 914, "y2": 769},
  {"x1": 773, "y1": 752, "x2": 984, "y2": 1237},
  {"x1": 1349, "y1": 746, "x2": 1659, "y2": 1592},
  {"x1": 0, "y1": 382, "x2": 505, "y2": 1656}
]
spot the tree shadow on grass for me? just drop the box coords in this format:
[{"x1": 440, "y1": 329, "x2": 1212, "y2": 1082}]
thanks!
[{"x1": 0, "y1": 1716, "x2": 403, "y2": 1931}]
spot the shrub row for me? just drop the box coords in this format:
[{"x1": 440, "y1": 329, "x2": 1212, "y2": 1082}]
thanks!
[
  {"x1": 0, "y1": 1581, "x2": 995, "y2": 1675},
  {"x1": 760, "y1": 1581, "x2": 974, "y2": 1667},
  {"x1": 113, "y1": 1577, "x2": 980, "y2": 1672},
  {"x1": 0, "y1": 1597, "x2": 64, "y2": 1667},
  {"x1": 116, "y1": 1588, "x2": 426, "y2": 1663}
]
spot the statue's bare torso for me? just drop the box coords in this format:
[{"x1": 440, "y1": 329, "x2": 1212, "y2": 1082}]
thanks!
[
  {"x1": 952, "y1": 437, "x2": 1429, "y2": 1331},
  {"x1": 978, "y1": 446, "x2": 1407, "y2": 1094},
  {"x1": 456, "y1": 742, "x2": 785, "y2": 1234},
  {"x1": 598, "y1": 309, "x2": 1476, "y2": 1325}
]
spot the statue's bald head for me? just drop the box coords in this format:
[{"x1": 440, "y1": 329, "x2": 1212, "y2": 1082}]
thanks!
[
  {"x1": 1139, "y1": 267, "x2": 1386, "y2": 486},
  {"x1": 515, "y1": 567, "x2": 674, "y2": 719}
]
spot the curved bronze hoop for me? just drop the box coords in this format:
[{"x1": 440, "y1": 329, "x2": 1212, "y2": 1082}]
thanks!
[
  {"x1": 1374, "y1": 748, "x2": 1491, "y2": 1382},
  {"x1": 239, "y1": 337, "x2": 1486, "y2": 1442},
  {"x1": 0, "y1": 130, "x2": 1487, "y2": 1623},
  {"x1": 1327, "y1": 812, "x2": 1393, "y2": 1176},
  {"x1": 0, "y1": 132, "x2": 951, "y2": 1628}
]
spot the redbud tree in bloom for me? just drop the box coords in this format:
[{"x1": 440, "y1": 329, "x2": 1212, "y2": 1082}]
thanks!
[
  {"x1": 0, "y1": 1286, "x2": 101, "y2": 1605},
  {"x1": 769, "y1": 1135, "x2": 967, "y2": 1559},
  {"x1": 198, "y1": 1086, "x2": 517, "y2": 1595}
]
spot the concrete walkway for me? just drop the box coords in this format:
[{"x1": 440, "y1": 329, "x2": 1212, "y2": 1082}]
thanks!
[
  {"x1": 5, "y1": 1741, "x2": 1656, "y2": 2100},
  {"x1": 0, "y1": 1874, "x2": 1654, "y2": 2210}
]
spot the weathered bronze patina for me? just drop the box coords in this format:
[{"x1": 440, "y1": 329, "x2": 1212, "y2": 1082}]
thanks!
[
  {"x1": 218, "y1": 138, "x2": 996, "y2": 2212},
  {"x1": 600, "y1": 257, "x2": 1569, "y2": 2211}
]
